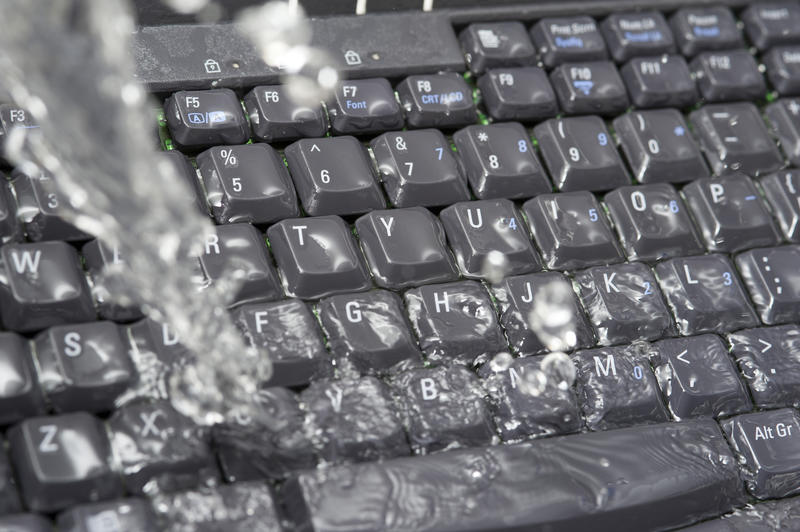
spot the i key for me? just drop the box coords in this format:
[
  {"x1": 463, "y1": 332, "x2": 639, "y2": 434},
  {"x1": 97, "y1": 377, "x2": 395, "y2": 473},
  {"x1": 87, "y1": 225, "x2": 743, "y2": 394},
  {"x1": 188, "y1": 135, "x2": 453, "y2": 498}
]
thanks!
[
  {"x1": 550, "y1": 61, "x2": 630, "y2": 116},
  {"x1": 736, "y1": 245, "x2": 800, "y2": 325},
  {"x1": 742, "y1": 3, "x2": 800, "y2": 51},
  {"x1": 244, "y1": 84, "x2": 328, "y2": 142},
  {"x1": 396, "y1": 73, "x2": 476, "y2": 129},
  {"x1": 601, "y1": 11, "x2": 676, "y2": 62},
  {"x1": 530, "y1": 16, "x2": 608, "y2": 67},
  {"x1": 690, "y1": 50, "x2": 766, "y2": 102},
  {"x1": 760, "y1": 170, "x2": 800, "y2": 242},
  {"x1": 669, "y1": 7, "x2": 743, "y2": 57},
  {"x1": 766, "y1": 98, "x2": 800, "y2": 165},
  {"x1": 327, "y1": 78, "x2": 404, "y2": 135},
  {"x1": 164, "y1": 89, "x2": 250, "y2": 149},
  {"x1": 620, "y1": 55, "x2": 699, "y2": 109},
  {"x1": 459, "y1": 22, "x2": 536, "y2": 74},
  {"x1": 729, "y1": 325, "x2": 800, "y2": 408},
  {"x1": 477, "y1": 67, "x2": 559, "y2": 122}
]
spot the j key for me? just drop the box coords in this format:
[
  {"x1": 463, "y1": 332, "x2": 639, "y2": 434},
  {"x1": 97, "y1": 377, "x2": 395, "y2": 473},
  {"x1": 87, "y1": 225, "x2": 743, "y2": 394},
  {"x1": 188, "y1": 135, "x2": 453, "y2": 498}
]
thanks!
[
  {"x1": 12, "y1": 170, "x2": 90, "y2": 242},
  {"x1": 689, "y1": 103, "x2": 784, "y2": 176},
  {"x1": 690, "y1": 50, "x2": 766, "y2": 102},
  {"x1": 327, "y1": 78, "x2": 404, "y2": 135},
  {"x1": 530, "y1": 16, "x2": 608, "y2": 67},
  {"x1": 82, "y1": 239, "x2": 142, "y2": 321},
  {"x1": 682, "y1": 174, "x2": 780, "y2": 253},
  {"x1": 57, "y1": 498, "x2": 158, "y2": 532},
  {"x1": 164, "y1": 89, "x2": 249, "y2": 148},
  {"x1": 723, "y1": 408, "x2": 800, "y2": 499},
  {"x1": 670, "y1": 7, "x2": 743, "y2": 57},
  {"x1": 301, "y1": 377, "x2": 409, "y2": 463},
  {"x1": 459, "y1": 22, "x2": 536, "y2": 74},
  {"x1": 650, "y1": 335, "x2": 752, "y2": 420},
  {"x1": 355, "y1": 207, "x2": 457, "y2": 290},
  {"x1": 0, "y1": 515, "x2": 50, "y2": 532},
  {"x1": 161, "y1": 151, "x2": 210, "y2": 215},
  {"x1": 614, "y1": 109, "x2": 707, "y2": 184},
  {"x1": 491, "y1": 272, "x2": 595, "y2": 354},
  {"x1": 550, "y1": 61, "x2": 630, "y2": 116},
  {"x1": 655, "y1": 254, "x2": 758, "y2": 335},
  {"x1": 0, "y1": 181, "x2": 20, "y2": 244},
  {"x1": 600, "y1": 11, "x2": 676, "y2": 62},
  {"x1": 8, "y1": 412, "x2": 120, "y2": 513},
  {"x1": 284, "y1": 136, "x2": 384, "y2": 216},
  {"x1": 396, "y1": 73, "x2": 476, "y2": 129},
  {"x1": 573, "y1": 346, "x2": 668, "y2": 430},
  {"x1": 574, "y1": 263, "x2": 673, "y2": 345},
  {"x1": 453, "y1": 122, "x2": 551, "y2": 199},
  {"x1": 742, "y1": 3, "x2": 800, "y2": 51},
  {"x1": 522, "y1": 191, "x2": 623, "y2": 270},
  {"x1": 318, "y1": 290, "x2": 421, "y2": 373},
  {"x1": 620, "y1": 54, "x2": 699, "y2": 109},
  {"x1": 370, "y1": 129, "x2": 469, "y2": 208},
  {"x1": 243, "y1": 84, "x2": 328, "y2": 142},
  {"x1": 34, "y1": 321, "x2": 134, "y2": 414},
  {"x1": 232, "y1": 299, "x2": 331, "y2": 387},
  {"x1": 729, "y1": 325, "x2": 800, "y2": 408},
  {"x1": 390, "y1": 365, "x2": 495, "y2": 453},
  {"x1": 267, "y1": 216, "x2": 371, "y2": 299},
  {"x1": 605, "y1": 184, "x2": 704, "y2": 262},
  {"x1": 534, "y1": 116, "x2": 629, "y2": 192},
  {"x1": 760, "y1": 170, "x2": 800, "y2": 242},
  {"x1": 440, "y1": 198, "x2": 541, "y2": 279},
  {"x1": 405, "y1": 280, "x2": 506, "y2": 364},
  {"x1": 196, "y1": 143, "x2": 298, "y2": 224},
  {"x1": 0, "y1": 332, "x2": 45, "y2": 425},
  {"x1": 0, "y1": 242, "x2": 95, "y2": 332},
  {"x1": 766, "y1": 98, "x2": 800, "y2": 165},
  {"x1": 477, "y1": 67, "x2": 559, "y2": 122},
  {"x1": 765, "y1": 46, "x2": 800, "y2": 95},
  {"x1": 737, "y1": 245, "x2": 800, "y2": 324}
]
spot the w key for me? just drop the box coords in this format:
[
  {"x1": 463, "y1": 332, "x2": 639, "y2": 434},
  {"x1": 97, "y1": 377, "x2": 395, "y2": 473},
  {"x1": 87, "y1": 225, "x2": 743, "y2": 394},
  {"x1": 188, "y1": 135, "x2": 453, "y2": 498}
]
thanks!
[{"x1": 736, "y1": 245, "x2": 800, "y2": 325}]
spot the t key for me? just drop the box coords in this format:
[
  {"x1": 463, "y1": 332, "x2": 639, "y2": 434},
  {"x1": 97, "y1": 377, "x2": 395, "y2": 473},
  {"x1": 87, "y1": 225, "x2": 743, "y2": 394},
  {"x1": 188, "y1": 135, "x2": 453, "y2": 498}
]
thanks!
[
  {"x1": 396, "y1": 73, "x2": 476, "y2": 129},
  {"x1": 327, "y1": 78, "x2": 404, "y2": 135},
  {"x1": 736, "y1": 245, "x2": 800, "y2": 325},
  {"x1": 164, "y1": 89, "x2": 250, "y2": 149}
]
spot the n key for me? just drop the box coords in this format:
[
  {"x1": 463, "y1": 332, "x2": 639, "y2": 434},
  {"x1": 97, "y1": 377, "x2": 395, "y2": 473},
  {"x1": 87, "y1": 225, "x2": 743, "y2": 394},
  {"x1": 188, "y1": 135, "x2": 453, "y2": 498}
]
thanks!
[
  {"x1": 164, "y1": 89, "x2": 250, "y2": 149},
  {"x1": 737, "y1": 245, "x2": 800, "y2": 325}
]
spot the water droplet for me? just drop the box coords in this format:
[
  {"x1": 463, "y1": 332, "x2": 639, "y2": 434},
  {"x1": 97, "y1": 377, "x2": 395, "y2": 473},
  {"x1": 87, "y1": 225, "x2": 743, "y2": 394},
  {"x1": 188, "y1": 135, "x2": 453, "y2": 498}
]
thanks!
[
  {"x1": 540, "y1": 351, "x2": 575, "y2": 390},
  {"x1": 481, "y1": 250, "x2": 509, "y2": 284},
  {"x1": 519, "y1": 368, "x2": 547, "y2": 397},
  {"x1": 527, "y1": 280, "x2": 577, "y2": 352},
  {"x1": 489, "y1": 352, "x2": 513, "y2": 372}
]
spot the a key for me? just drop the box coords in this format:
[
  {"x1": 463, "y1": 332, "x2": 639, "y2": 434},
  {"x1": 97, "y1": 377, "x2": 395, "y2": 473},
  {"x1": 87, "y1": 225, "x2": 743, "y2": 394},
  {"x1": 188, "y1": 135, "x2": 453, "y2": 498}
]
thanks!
[
  {"x1": 355, "y1": 207, "x2": 458, "y2": 290},
  {"x1": 655, "y1": 254, "x2": 758, "y2": 335},
  {"x1": 766, "y1": 98, "x2": 800, "y2": 165},
  {"x1": 318, "y1": 290, "x2": 421, "y2": 374},
  {"x1": 574, "y1": 262, "x2": 673, "y2": 345},
  {"x1": 8, "y1": 412, "x2": 120, "y2": 513},
  {"x1": 196, "y1": 143, "x2": 298, "y2": 224},
  {"x1": 82, "y1": 239, "x2": 143, "y2": 321},
  {"x1": 533, "y1": 116, "x2": 630, "y2": 192},
  {"x1": 390, "y1": 365, "x2": 495, "y2": 453},
  {"x1": 0, "y1": 515, "x2": 51, "y2": 532},
  {"x1": 765, "y1": 46, "x2": 800, "y2": 96},
  {"x1": 550, "y1": 61, "x2": 630, "y2": 116},
  {"x1": 34, "y1": 321, "x2": 134, "y2": 414},
  {"x1": 164, "y1": 89, "x2": 249, "y2": 149},
  {"x1": 650, "y1": 335, "x2": 752, "y2": 420},
  {"x1": 301, "y1": 377, "x2": 409, "y2": 463},
  {"x1": 243, "y1": 84, "x2": 328, "y2": 142},
  {"x1": 491, "y1": 271, "x2": 595, "y2": 354},
  {"x1": 0, "y1": 439, "x2": 21, "y2": 515},
  {"x1": 56, "y1": 498, "x2": 158, "y2": 532},
  {"x1": 574, "y1": 345, "x2": 668, "y2": 430},
  {"x1": 605, "y1": 183, "x2": 704, "y2": 262},
  {"x1": 267, "y1": 216, "x2": 371, "y2": 299},
  {"x1": 600, "y1": 11, "x2": 676, "y2": 62},
  {"x1": 613, "y1": 109, "x2": 708, "y2": 184},
  {"x1": 370, "y1": 129, "x2": 469, "y2": 208},
  {"x1": 161, "y1": 150, "x2": 210, "y2": 215},
  {"x1": 742, "y1": 3, "x2": 800, "y2": 51},
  {"x1": 760, "y1": 170, "x2": 800, "y2": 242},
  {"x1": 0, "y1": 332, "x2": 45, "y2": 425},
  {"x1": 0, "y1": 181, "x2": 21, "y2": 244},
  {"x1": 670, "y1": 7, "x2": 744, "y2": 57},
  {"x1": 477, "y1": 67, "x2": 559, "y2": 122},
  {"x1": 326, "y1": 78, "x2": 404, "y2": 135},
  {"x1": 729, "y1": 325, "x2": 800, "y2": 408},
  {"x1": 530, "y1": 16, "x2": 608, "y2": 67},
  {"x1": 690, "y1": 50, "x2": 766, "y2": 102},
  {"x1": 396, "y1": 73, "x2": 477, "y2": 129},
  {"x1": 682, "y1": 174, "x2": 780, "y2": 253},
  {"x1": 284, "y1": 136, "x2": 384, "y2": 216},
  {"x1": 453, "y1": 122, "x2": 551, "y2": 199},
  {"x1": 440, "y1": 198, "x2": 542, "y2": 279},
  {"x1": 0, "y1": 242, "x2": 95, "y2": 332},
  {"x1": 736, "y1": 245, "x2": 800, "y2": 324},
  {"x1": 620, "y1": 54, "x2": 699, "y2": 109},
  {"x1": 522, "y1": 191, "x2": 623, "y2": 270},
  {"x1": 690, "y1": 102, "x2": 784, "y2": 176},
  {"x1": 459, "y1": 22, "x2": 536, "y2": 74},
  {"x1": 723, "y1": 408, "x2": 800, "y2": 499},
  {"x1": 12, "y1": 169, "x2": 90, "y2": 242},
  {"x1": 231, "y1": 299, "x2": 331, "y2": 387},
  {"x1": 405, "y1": 280, "x2": 506, "y2": 364}
]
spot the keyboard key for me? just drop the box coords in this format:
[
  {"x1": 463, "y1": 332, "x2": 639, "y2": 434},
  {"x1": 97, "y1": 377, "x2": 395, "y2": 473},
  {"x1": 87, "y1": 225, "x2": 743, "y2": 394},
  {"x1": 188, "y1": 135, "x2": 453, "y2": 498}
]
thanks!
[
  {"x1": 397, "y1": 73, "x2": 476, "y2": 128},
  {"x1": 737, "y1": 245, "x2": 800, "y2": 324},
  {"x1": 690, "y1": 50, "x2": 766, "y2": 102},
  {"x1": 0, "y1": 440, "x2": 20, "y2": 515},
  {"x1": 56, "y1": 498, "x2": 158, "y2": 532},
  {"x1": 766, "y1": 98, "x2": 800, "y2": 165},
  {"x1": 267, "y1": 216, "x2": 371, "y2": 299},
  {"x1": 459, "y1": 22, "x2": 535, "y2": 74},
  {"x1": 670, "y1": 7, "x2": 743, "y2": 57},
  {"x1": 327, "y1": 78, "x2": 404, "y2": 135},
  {"x1": 765, "y1": 46, "x2": 800, "y2": 95},
  {"x1": 164, "y1": 89, "x2": 249, "y2": 148},
  {"x1": 651, "y1": 335, "x2": 752, "y2": 420},
  {"x1": 405, "y1": 280, "x2": 505, "y2": 364},
  {"x1": 742, "y1": 3, "x2": 800, "y2": 51},
  {"x1": 284, "y1": 136, "x2": 384, "y2": 216},
  {"x1": 729, "y1": 325, "x2": 800, "y2": 408},
  {"x1": 0, "y1": 180, "x2": 20, "y2": 244},
  {"x1": 761, "y1": 170, "x2": 800, "y2": 242},
  {"x1": 0, "y1": 104, "x2": 38, "y2": 159},
  {"x1": 530, "y1": 16, "x2": 608, "y2": 67},
  {"x1": 534, "y1": 116, "x2": 629, "y2": 192},
  {"x1": 522, "y1": 191, "x2": 623, "y2": 270},
  {"x1": 370, "y1": 129, "x2": 469, "y2": 208},
  {"x1": 550, "y1": 60, "x2": 629, "y2": 116},
  {"x1": 244, "y1": 84, "x2": 328, "y2": 142},
  {"x1": 196, "y1": 143, "x2": 298, "y2": 224},
  {"x1": 9, "y1": 412, "x2": 120, "y2": 513},
  {"x1": 574, "y1": 262, "x2": 673, "y2": 345},
  {"x1": 620, "y1": 54, "x2": 699, "y2": 109},
  {"x1": 601, "y1": 11, "x2": 676, "y2": 62},
  {"x1": 477, "y1": 67, "x2": 559, "y2": 122},
  {"x1": 453, "y1": 122, "x2": 551, "y2": 199},
  {"x1": 682, "y1": 174, "x2": 780, "y2": 252},
  {"x1": 655, "y1": 254, "x2": 758, "y2": 335},
  {"x1": 82, "y1": 239, "x2": 143, "y2": 321},
  {"x1": 0, "y1": 333, "x2": 45, "y2": 426},
  {"x1": 12, "y1": 170, "x2": 90, "y2": 242},
  {"x1": 0, "y1": 514, "x2": 50, "y2": 532},
  {"x1": 123, "y1": 319, "x2": 190, "y2": 403},
  {"x1": 605, "y1": 183, "x2": 704, "y2": 261}
]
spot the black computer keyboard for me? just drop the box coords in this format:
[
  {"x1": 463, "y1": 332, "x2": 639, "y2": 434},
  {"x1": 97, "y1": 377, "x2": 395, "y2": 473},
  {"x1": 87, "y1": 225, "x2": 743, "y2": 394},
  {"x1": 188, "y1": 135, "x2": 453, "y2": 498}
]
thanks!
[{"x1": 5, "y1": 1, "x2": 800, "y2": 530}]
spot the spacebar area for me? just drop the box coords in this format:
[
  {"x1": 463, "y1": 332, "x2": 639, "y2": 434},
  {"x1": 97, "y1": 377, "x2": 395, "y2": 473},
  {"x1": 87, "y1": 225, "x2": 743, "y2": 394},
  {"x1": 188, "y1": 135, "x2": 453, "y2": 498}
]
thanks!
[{"x1": 283, "y1": 419, "x2": 745, "y2": 532}]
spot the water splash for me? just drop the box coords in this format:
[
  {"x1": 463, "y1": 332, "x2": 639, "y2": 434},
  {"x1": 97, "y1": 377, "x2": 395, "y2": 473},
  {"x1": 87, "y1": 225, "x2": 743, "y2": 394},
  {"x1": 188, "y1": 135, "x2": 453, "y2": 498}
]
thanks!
[{"x1": 527, "y1": 279, "x2": 578, "y2": 352}]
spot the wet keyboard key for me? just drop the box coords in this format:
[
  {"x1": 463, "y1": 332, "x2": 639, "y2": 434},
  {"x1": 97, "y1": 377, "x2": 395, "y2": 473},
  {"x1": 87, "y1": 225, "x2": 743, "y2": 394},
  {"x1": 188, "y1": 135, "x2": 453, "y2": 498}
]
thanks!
[
  {"x1": 729, "y1": 325, "x2": 800, "y2": 408},
  {"x1": 57, "y1": 498, "x2": 157, "y2": 532},
  {"x1": 550, "y1": 61, "x2": 629, "y2": 116},
  {"x1": 477, "y1": 67, "x2": 559, "y2": 122},
  {"x1": 0, "y1": 181, "x2": 21, "y2": 244},
  {"x1": 742, "y1": 3, "x2": 800, "y2": 51},
  {"x1": 690, "y1": 50, "x2": 766, "y2": 102},
  {"x1": 0, "y1": 514, "x2": 50, "y2": 532},
  {"x1": 12, "y1": 170, "x2": 90, "y2": 242},
  {"x1": 459, "y1": 22, "x2": 536, "y2": 74},
  {"x1": 760, "y1": 170, "x2": 800, "y2": 242},
  {"x1": 766, "y1": 98, "x2": 800, "y2": 165},
  {"x1": 0, "y1": 104, "x2": 38, "y2": 158},
  {"x1": 327, "y1": 78, "x2": 404, "y2": 135},
  {"x1": 161, "y1": 151, "x2": 209, "y2": 215},
  {"x1": 0, "y1": 333, "x2": 45, "y2": 426},
  {"x1": 601, "y1": 11, "x2": 675, "y2": 62},
  {"x1": 0, "y1": 440, "x2": 21, "y2": 515},
  {"x1": 765, "y1": 46, "x2": 800, "y2": 96},
  {"x1": 82, "y1": 239, "x2": 142, "y2": 321},
  {"x1": 164, "y1": 89, "x2": 249, "y2": 148},
  {"x1": 123, "y1": 319, "x2": 191, "y2": 403},
  {"x1": 530, "y1": 16, "x2": 608, "y2": 67},
  {"x1": 737, "y1": 245, "x2": 800, "y2": 324},
  {"x1": 243, "y1": 84, "x2": 328, "y2": 142},
  {"x1": 670, "y1": 7, "x2": 743, "y2": 57},
  {"x1": 396, "y1": 73, "x2": 476, "y2": 128},
  {"x1": 620, "y1": 54, "x2": 699, "y2": 109}
]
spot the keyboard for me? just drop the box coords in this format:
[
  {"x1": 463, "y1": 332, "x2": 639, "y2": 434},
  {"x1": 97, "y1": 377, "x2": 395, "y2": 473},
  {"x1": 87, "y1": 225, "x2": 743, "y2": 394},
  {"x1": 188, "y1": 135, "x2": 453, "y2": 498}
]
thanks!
[{"x1": 7, "y1": 0, "x2": 800, "y2": 530}]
